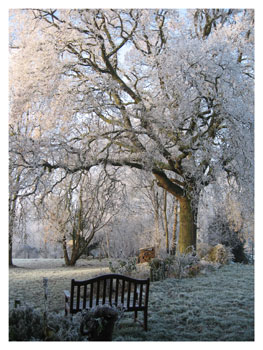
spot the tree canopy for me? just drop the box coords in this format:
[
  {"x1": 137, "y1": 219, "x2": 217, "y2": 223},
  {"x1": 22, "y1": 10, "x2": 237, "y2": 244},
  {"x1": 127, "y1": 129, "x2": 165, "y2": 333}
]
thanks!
[{"x1": 9, "y1": 9, "x2": 254, "y2": 254}]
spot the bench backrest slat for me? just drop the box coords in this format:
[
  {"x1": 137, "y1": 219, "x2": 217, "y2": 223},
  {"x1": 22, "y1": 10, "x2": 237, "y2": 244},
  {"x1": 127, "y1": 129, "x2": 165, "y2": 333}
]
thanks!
[
  {"x1": 76, "y1": 285, "x2": 81, "y2": 311},
  {"x1": 109, "y1": 278, "x2": 113, "y2": 305},
  {"x1": 83, "y1": 285, "x2": 87, "y2": 309},
  {"x1": 70, "y1": 280, "x2": 75, "y2": 312},
  {"x1": 139, "y1": 283, "x2": 143, "y2": 307},
  {"x1": 133, "y1": 282, "x2": 137, "y2": 308},
  {"x1": 115, "y1": 278, "x2": 119, "y2": 305},
  {"x1": 96, "y1": 280, "x2": 100, "y2": 305},
  {"x1": 121, "y1": 279, "x2": 125, "y2": 304},
  {"x1": 89, "y1": 283, "x2": 93, "y2": 308},
  {"x1": 127, "y1": 281, "x2": 131, "y2": 308},
  {"x1": 102, "y1": 279, "x2": 107, "y2": 304}
]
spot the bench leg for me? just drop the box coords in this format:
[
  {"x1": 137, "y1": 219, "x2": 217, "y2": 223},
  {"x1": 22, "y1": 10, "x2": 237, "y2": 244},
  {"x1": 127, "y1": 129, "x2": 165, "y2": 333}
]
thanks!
[
  {"x1": 144, "y1": 310, "x2": 148, "y2": 331},
  {"x1": 64, "y1": 302, "x2": 70, "y2": 317},
  {"x1": 134, "y1": 310, "x2": 138, "y2": 322},
  {"x1": 65, "y1": 308, "x2": 69, "y2": 317}
]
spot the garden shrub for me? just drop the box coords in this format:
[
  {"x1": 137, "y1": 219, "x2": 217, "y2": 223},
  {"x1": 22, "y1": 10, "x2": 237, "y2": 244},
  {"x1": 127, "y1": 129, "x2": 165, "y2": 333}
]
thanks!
[
  {"x1": 186, "y1": 263, "x2": 202, "y2": 277},
  {"x1": 149, "y1": 258, "x2": 166, "y2": 281},
  {"x1": 227, "y1": 239, "x2": 249, "y2": 264},
  {"x1": 149, "y1": 252, "x2": 201, "y2": 280},
  {"x1": 108, "y1": 257, "x2": 137, "y2": 275},
  {"x1": 9, "y1": 306, "x2": 44, "y2": 341},
  {"x1": 204, "y1": 244, "x2": 233, "y2": 264},
  {"x1": 45, "y1": 312, "x2": 84, "y2": 341},
  {"x1": 207, "y1": 212, "x2": 249, "y2": 264},
  {"x1": 197, "y1": 243, "x2": 213, "y2": 259},
  {"x1": 80, "y1": 305, "x2": 122, "y2": 341},
  {"x1": 171, "y1": 252, "x2": 200, "y2": 278},
  {"x1": 9, "y1": 306, "x2": 84, "y2": 341},
  {"x1": 9, "y1": 303, "x2": 124, "y2": 341}
]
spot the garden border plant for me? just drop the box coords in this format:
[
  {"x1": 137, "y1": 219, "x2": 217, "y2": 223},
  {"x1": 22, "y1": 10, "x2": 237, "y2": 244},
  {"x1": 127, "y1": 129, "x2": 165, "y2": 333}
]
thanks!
[{"x1": 9, "y1": 277, "x2": 125, "y2": 341}]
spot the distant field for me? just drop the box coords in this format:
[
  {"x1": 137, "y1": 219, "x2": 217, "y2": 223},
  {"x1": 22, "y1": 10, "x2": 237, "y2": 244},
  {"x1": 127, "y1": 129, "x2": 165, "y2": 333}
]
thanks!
[
  {"x1": 9, "y1": 259, "x2": 254, "y2": 341},
  {"x1": 9, "y1": 258, "x2": 114, "y2": 313}
]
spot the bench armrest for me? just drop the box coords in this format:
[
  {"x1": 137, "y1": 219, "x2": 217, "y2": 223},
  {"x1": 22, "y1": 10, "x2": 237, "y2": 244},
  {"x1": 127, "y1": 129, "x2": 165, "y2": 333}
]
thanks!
[
  {"x1": 64, "y1": 290, "x2": 70, "y2": 299},
  {"x1": 64, "y1": 290, "x2": 71, "y2": 316}
]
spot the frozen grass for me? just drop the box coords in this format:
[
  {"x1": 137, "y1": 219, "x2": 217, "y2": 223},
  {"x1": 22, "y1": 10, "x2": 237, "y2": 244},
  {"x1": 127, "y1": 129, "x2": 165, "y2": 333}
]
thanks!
[
  {"x1": 9, "y1": 259, "x2": 254, "y2": 341},
  {"x1": 9, "y1": 258, "x2": 112, "y2": 313}
]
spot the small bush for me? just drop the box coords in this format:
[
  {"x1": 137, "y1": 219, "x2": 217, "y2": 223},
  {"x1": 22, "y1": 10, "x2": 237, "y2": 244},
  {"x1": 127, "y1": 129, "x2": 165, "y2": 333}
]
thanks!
[
  {"x1": 149, "y1": 258, "x2": 166, "y2": 281},
  {"x1": 205, "y1": 244, "x2": 233, "y2": 264},
  {"x1": 80, "y1": 305, "x2": 121, "y2": 341},
  {"x1": 109, "y1": 257, "x2": 137, "y2": 275},
  {"x1": 149, "y1": 252, "x2": 201, "y2": 280},
  {"x1": 45, "y1": 312, "x2": 84, "y2": 341},
  {"x1": 9, "y1": 306, "x2": 84, "y2": 341},
  {"x1": 171, "y1": 252, "x2": 200, "y2": 278},
  {"x1": 230, "y1": 241, "x2": 249, "y2": 264},
  {"x1": 9, "y1": 306, "x2": 44, "y2": 341},
  {"x1": 186, "y1": 263, "x2": 202, "y2": 277},
  {"x1": 207, "y1": 212, "x2": 249, "y2": 264},
  {"x1": 197, "y1": 243, "x2": 213, "y2": 259}
]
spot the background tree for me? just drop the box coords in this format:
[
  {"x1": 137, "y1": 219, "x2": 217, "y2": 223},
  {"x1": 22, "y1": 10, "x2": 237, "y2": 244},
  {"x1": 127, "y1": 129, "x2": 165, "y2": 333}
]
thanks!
[
  {"x1": 41, "y1": 168, "x2": 124, "y2": 266},
  {"x1": 132, "y1": 175, "x2": 176, "y2": 254},
  {"x1": 197, "y1": 171, "x2": 254, "y2": 259},
  {"x1": 9, "y1": 9, "x2": 254, "y2": 254},
  {"x1": 9, "y1": 116, "x2": 50, "y2": 265}
]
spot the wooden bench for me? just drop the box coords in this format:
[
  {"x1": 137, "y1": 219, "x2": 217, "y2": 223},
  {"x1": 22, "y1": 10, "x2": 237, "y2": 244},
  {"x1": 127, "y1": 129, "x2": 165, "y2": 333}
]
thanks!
[{"x1": 64, "y1": 273, "x2": 150, "y2": 331}]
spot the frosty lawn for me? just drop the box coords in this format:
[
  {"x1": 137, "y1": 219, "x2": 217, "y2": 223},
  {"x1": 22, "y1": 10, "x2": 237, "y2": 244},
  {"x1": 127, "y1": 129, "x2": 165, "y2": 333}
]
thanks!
[{"x1": 9, "y1": 259, "x2": 254, "y2": 341}]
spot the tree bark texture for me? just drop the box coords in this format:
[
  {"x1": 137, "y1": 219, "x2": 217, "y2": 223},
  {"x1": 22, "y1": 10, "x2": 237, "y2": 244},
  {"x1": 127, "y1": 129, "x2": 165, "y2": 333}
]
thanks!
[
  {"x1": 153, "y1": 171, "x2": 197, "y2": 253},
  {"x1": 9, "y1": 197, "x2": 17, "y2": 267},
  {"x1": 177, "y1": 196, "x2": 197, "y2": 254},
  {"x1": 62, "y1": 236, "x2": 71, "y2": 266},
  {"x1": 170, "y1": 200, "x2": 178, "y2": 255},
  {"x1": 163, "y1": 190, "x2": 169, "y2": 254},
  {"x1": 9, "y1": 233, "x2": 14, "y2": 266}
]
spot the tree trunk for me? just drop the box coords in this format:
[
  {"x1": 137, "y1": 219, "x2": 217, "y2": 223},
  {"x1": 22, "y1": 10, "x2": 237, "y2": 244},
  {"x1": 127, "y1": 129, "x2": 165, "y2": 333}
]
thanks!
[
  {"x1": 177, "y1": 196, "x2": 197, "y2": 254},
  {"x1": 62, "y1": 236, "x2": 70, "y2": 266},
  {"x1": 150, "y1": 183, "x2": 161, "y2": 255},
  {"x1": 153, "y1": 171, "x2": 197, "y2": 254},
  {"x1": 63, "y1": 246, "x2": 79, "y2": 266},
  {"x1": 9, "y1": 233, "x2": 14, "y2": 266},
  {"x1": 69, "y1": 248, "x2": 81, "y2": 266},
  {"x1": 163, "y1": 190, "x2": 169, "y2": 254},
  {"x1": 154, "y1": 209, "x2": 161, "y2": 255},
  {"x1": 170, "y1": 199, "x2": 178, "y2": 255},
  {"x1": 106, "y1": 231, "x2": 110, "y2": 258},
  {"x1": 63, "y1": 228, "x2": 97, "y2": 266},
  {"x1": 9, "y1": 198, "x2": 16, "y2": 267}
]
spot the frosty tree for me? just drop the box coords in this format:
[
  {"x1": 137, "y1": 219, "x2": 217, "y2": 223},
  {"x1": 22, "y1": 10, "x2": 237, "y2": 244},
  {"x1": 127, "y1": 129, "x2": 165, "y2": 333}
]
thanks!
[
  {"x1": 9, "y1": 9, "x2": 254, "y2": 254},
  {"x1": 42, "y1": 168, "x2": 124, "y2": 266}
]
